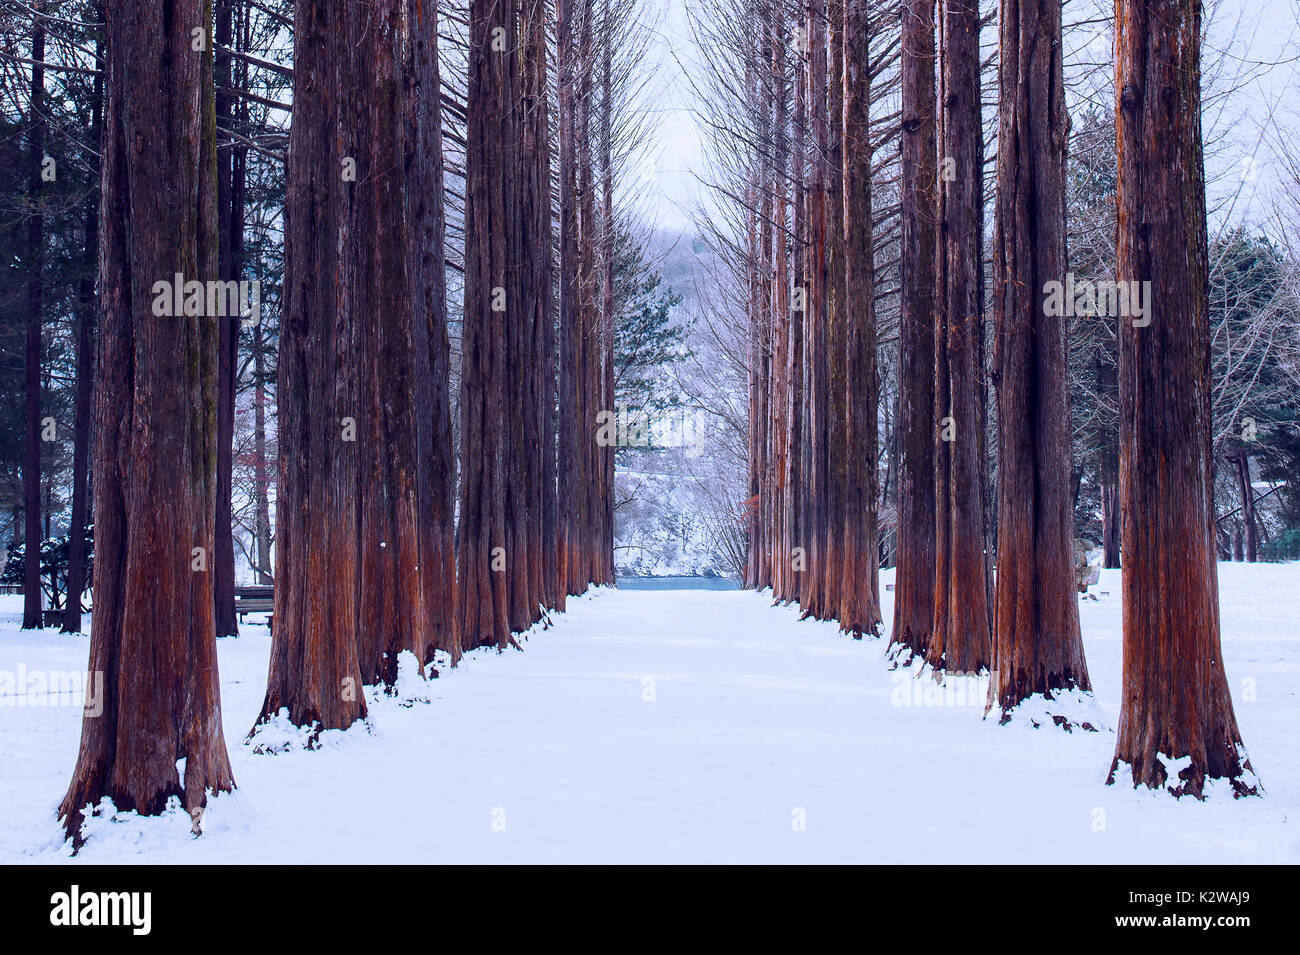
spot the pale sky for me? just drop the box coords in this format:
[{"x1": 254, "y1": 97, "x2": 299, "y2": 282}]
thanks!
[{"x1": 636, "y1": 0, "x2": 1300, "y2": 236}]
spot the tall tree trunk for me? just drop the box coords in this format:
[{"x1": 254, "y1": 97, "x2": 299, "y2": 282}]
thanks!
[
  {"x1": 523, "y1": 0, "x2": 557, "y2": 616},
  {"x1": 598, "y1": 0, "x2": 617, "y2": 588},
  {"x1": 251, "y1": 321, "x2": 273, "y2": 583},
  {"x1": 745, "y1": 54, "x2": 763, "y2": 591},
  {"x1": 556, "y1": 0, "x2": 582, "y2": 603},
  {"x1": 1233, "y1": 453, "x2": 1256, "y2": 563},
  {"x1": 258, "y1": 0, "x2": 368, "y2": 732},
  {"x1": 786, "y1": 10, "x2": 807, "y2": 607},
  {"x1": 928, "y1": 0, "x2": 990, "y2": 674},
  {"x1": 502, "y1": 5, "x2": 533, "y2": 636},
  {"x1": 576, "y1": 0, "x2": 602, "y2": 589},
  {"x1": 213, "y1": 0, "x2": 241, "y2": 638},
  {"x1": 769, "y1": 0, "x2": 790, "y2": 601},
  {"x1": 801, "y1": 0, "x2": 829, "y2": 621},
  {"x1": 755, "y1": 9, "x2": 775, "y2": 593},
  {"x1": 351, "y1": 0, "x2": 459, "y2": 681},
  {"x1": 1101, "y1": 478, "x2": 1120, "y2": 567},
  {"x1": 1098, "y1": 355, "x2": 1120, "y2": 568},
  {"x1": 891, "y1": 0, "x2": 938, "y2": 662},
  {"x1": 22, "y1": 18, "x2": 46, "y2": 630},
  {"x1": 64, "y1": 14, "x2": 103, "y2": 634},
  {"x1": 823, "y1": 0, "x2": 846, "y2": 624},
  {"x1": 412, "y1": 0, "x2": 458, "y2": 659},
  {"x1": 522, "y1": 0, "x2": 550, "y2": 618},
  {"x1": 989, "y1": 0, "x2": 1091, "y2": 716},
  {"x1": 63, "y1": 202, "x2": 97, "y2": 630},
  {"x1": 61, "y1": 0, "x2": 234, "y2": 844},
  {"x1": 459, "y1": 0, "x2": 521, "y2": 650},
  {"x1": 840, "y1": 0, "x2": 882, "y2": 638},
  {"x1": 1108, "y1": 0, "x2": 1255, "y2": 797}
]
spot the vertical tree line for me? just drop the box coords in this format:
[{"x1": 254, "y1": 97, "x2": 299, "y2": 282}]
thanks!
[
  {"x1": 733, "y1": 0, "x2": 888, "y2": 640},
  {"x1": 728, "y1": 0, "x2": 1258, "y2": 794},
  {"x1": 556, "y1": 0, "x2": 617, "y2": 602},
  {"x1": 19, "y1": 0, "x2": 623, "y2": 841}
]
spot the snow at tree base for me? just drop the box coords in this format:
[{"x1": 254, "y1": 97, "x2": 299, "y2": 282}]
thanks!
[{"x1": 1, "y1": 562, "x2": 1294, "y2": 864}]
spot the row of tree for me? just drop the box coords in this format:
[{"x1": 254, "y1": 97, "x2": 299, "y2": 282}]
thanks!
[
  {"x1": 1, "y1": 0, "x2": 283, "y2": 632},
  {"x1": 2, "y1": 0, "x2": 633, "y2": 844},
  {"x1": 734, "y1": 0, "x2": 885, "y2": 641},
  {"x1": 692, "y1": 0, "x2": 1300, "y2": 582},
  {"x1": 729, "y1": 0, "x2": 1258, "y2": 796}
]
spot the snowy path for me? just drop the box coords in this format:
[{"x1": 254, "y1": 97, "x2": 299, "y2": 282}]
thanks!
[{"x1": 2, "y1": 564, "x2": 1298, "y2": 863}]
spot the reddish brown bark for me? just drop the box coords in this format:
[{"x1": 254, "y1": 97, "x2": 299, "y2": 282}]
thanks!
[
  {"x1": 801, "y1": 0, "x2": 829, "y2": 622},
  {"x1": 555, "y1": 0, "x2": 610, "y2": 601},
  {"x1": 355, "y1": 0, "x2": 457, "y2": 682},
  {"x1": 522, "y1": 0, "x2": 548, "y2": 618},
  {"x1": 598, "y1": 0, "x2": 617, "y2": 588},
  {"x1": 459, "y1": 0, "x2": 521, "y2": 650},
  {"x1": 61, "y1": 0, "x2": 234, "y2": 844},
  {"x1": 823, "y1": 0, "x2": 846, "y2": 625},
  {"x1": 891, "y1": 0, "x2": 939, "y2": 662},
  {"x1": 411, "y1": 0, "x2": 458, "y2": 660},
  {"x1": 989, "y1": 0, "x2": 1090, "y2": 715},
  {"x1": 757, "y1": 23, "x2": 775, "y2": 593},
  {"x1": 744, "y1": 49, "x2": 765, "y2": 591},
  {"x1": 259, "y1": 0, "x2": 368, "y2": 732},
  {"x1": 928, "y1": 0, "x2": 990, "y2": 675},
  {"x1": 504, "y1": 13, "x2": 532, "y2": 637},
  {"x1": 557, "y1": 0, "x2": 583, "y2": 602},
  {"x1": 840, "y1": 0, "x2": 882, "y2": 639},
  {"x1": 745, "y1": 0, "x2": 883, "y2": 632},
  {"x1": 1108, "y1": 0, "x2": 1255, "y2": 796},
  {"x1": 577, "y1": 0, "x2": 605, "y2": 589},
  {"x1": 769, "y1": 0, "x2": 791, "y2": 601},
  {"x1": 786, "y1": 11, "x2": 807, "y2": 607},
  {"x1": 523, "y1": 0, "x2": 558, "y2": 616}
]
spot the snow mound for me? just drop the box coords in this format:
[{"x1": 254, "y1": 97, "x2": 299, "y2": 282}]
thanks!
[
  {"x1": 379, "y1": 650, "x2": 432, "y2": 707},
  {"x1": 990, "y1": 686, "x2": 1108, "y2": 733},
  {"x1": 62, "y1": 790, "x2": 242, "y2": 858},
  {"x1": 245, "y1": 707, "x2": 370, "y2": 754}
]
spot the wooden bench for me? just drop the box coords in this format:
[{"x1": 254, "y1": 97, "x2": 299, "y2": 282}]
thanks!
[{"x1": 235, "y1": 585, "x2": 274, "y2": 631}]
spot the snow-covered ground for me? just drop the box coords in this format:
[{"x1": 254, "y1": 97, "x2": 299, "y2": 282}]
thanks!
[{"x1": 1, "y1": 562, "x2": 1297, "y2": 863}]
